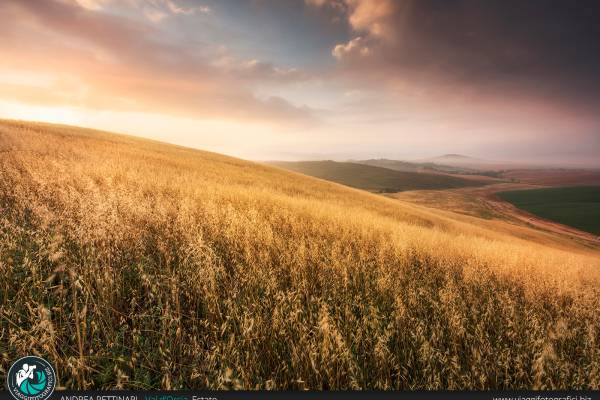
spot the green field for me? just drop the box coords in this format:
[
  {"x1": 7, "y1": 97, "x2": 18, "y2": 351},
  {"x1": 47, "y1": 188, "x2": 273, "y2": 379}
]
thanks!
[
  {"x1": 498, "y1": 186, "x2": 600, "y2": 235},
  {"x1": 269, "y1": 160, "x2": 488, "y2": 192}
]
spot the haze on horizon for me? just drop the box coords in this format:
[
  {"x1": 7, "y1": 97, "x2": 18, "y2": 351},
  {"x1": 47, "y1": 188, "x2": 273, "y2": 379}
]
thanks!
[{"x1": 1, "y1": 0, "x2": 599, "y2": 166}]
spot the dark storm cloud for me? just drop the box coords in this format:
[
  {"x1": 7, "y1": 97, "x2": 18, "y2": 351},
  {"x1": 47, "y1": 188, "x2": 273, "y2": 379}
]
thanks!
[
  {"x1": 300, "y1": 0, "x2": 600, "y2": 163},
  {"x1": 326, "y1": 0, "x2": 600, "y2": 111},
  {"x1": 394, "y1": 1, "x2": 600, "y2": 101}
]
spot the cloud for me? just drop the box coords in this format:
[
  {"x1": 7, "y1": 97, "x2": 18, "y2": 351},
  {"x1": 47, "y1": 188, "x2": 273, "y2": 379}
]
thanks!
[
  {"x1": 143, "y1": 7, "x2": 168, "y2": 22},
  {"x1": 229, "y1": 59, "x2": 309, "y2": 83},
  {"x1": 0, "y1": 0, "x2": 315, "y2": 126},
  {"x1": 142, "y1": 0, "x2": 210, "y2": 23},
  {"x1": 307, "y1": 0, "x2": 395, "y2": 54},
  {"x1": 164, "y1": 0, "x2": 210, "y2": 15},
  {"x1": 71, "y1": 0, "x2": 110, "y2": 10},
  {"x1": 304, "y1": 0, "x2": 600, "y2": 160},
  {"x1": 68, "y1": 0, "x2": 211, "y2": 18},
  {"x1": 305, "y1": 0, "x2": 329, "y2": 7},
  {"x1": 312, "y1": 0, "x2": 600, "y2": 116},
  {"x1": 332, "y1": 36, "x2": 370, "y2": 59},
  {"x1": 346, "y1": 0, "x2": 395, "y2": 39}
]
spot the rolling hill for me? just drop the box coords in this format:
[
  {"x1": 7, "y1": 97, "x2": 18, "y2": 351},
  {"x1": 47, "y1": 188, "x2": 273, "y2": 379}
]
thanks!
[
  {"x1": 354, "y1": 158, "x2": 504, "y2": 178},
  {"x1": 268, "y1": 160, "x2": 489, "y2": 192},
  {"x1": 1, "y1": 120, "x2": 599, "y2": 390},
  {"x1": 351, "y1": 158, "x2": 424, "y2": 172},
  {"x1": 417, "y1": 154, "x2": 525, "y2": 171}
]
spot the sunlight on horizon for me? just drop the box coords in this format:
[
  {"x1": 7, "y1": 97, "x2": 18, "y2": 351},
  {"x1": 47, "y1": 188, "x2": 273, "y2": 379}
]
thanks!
[
  {"x1": 0, "y1": 101, "x2": 84, "y2": 126},
  {"x1": 0, "y1": 100, "x2": 299, "y2": 161}
]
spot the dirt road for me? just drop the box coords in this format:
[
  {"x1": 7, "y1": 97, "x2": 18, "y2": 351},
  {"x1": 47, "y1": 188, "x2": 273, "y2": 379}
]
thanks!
[
  {"x1": 466, "y1": 183, "x2": 600, "y2": 244},
  {"x1": 393, "y1": 182, "x2": 600, "y2": 247}
]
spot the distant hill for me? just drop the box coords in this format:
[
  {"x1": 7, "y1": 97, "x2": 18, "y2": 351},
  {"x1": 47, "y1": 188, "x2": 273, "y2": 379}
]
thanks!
[
  {"x1": 422, "y1": 154, "x2": 493, "y2": 166},
  {"x1": 355, "y1": 158, "x2": 493, "y2": 176},
  {"x1": 417, "y1": 154, "x2": 525, "y2": 171},
  {"x1": 268, "y1": 160, "x2": 489, "y2": 192},
  {"x1": 436, "y1": 153, "x2": 473, "y2": 160},
  {"x1": 353, "y1": 159, "x2": 422, "y2": 172}
]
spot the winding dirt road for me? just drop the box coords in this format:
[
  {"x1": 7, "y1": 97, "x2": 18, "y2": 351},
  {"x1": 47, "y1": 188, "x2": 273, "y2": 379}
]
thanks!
[
  {"x1": 393, "y1": 182, "x2": 600, "y2": 249},
  {"x1": 463, "y1": 183, "x2": 600, "y2": 244}
]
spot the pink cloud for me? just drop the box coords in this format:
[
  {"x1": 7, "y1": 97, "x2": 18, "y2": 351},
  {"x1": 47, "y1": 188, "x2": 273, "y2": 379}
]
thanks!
[
  {"x1": 332, "y1": 36, "x2": 370, "y2": 59},
  {"x1": 0, "y1": 0, "x2": 315, "y2": 126}
]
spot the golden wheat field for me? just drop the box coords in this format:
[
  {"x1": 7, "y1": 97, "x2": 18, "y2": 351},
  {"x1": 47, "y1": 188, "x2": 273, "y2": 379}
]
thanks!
[{"x1": 0, "y1": 120, "x2": 599, "y2": 390}]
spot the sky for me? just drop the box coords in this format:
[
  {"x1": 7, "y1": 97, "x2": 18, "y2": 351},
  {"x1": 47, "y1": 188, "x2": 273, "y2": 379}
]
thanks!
[{"x1": 1, "y1": 0, "x2": 599, "y2": 165}]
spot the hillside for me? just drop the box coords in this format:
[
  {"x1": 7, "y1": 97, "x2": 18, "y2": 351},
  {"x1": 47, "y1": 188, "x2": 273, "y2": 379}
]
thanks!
[
  {"x1": 417, "y1": 154, "x2": 526, "y2": 171},
  {"x1": 430, "y1": 153, "x2": 478, "y2": 162},
  {"x1": 353, "y1": 159, "x2": 423, "y2": 172},
  {"x1": 268, "y1": 160, "x2": 488, "y2": 192},
  {"x1": 1, "y1": 120, "x2": 599, "y2": 390},
  {"x1": 355, "y1": 158, "x2": 504, "y2": 179}
]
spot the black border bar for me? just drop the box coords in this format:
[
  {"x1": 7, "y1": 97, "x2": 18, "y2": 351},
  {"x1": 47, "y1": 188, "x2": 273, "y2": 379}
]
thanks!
[{"x1": 0, "y1": 390, "x2": 596, "y2": 400}]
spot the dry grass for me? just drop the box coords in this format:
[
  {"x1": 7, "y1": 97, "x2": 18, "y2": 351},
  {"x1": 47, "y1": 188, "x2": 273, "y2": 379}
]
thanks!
[{"x1": 0, "y1": 120, "x2": 599, "y2": 390}]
